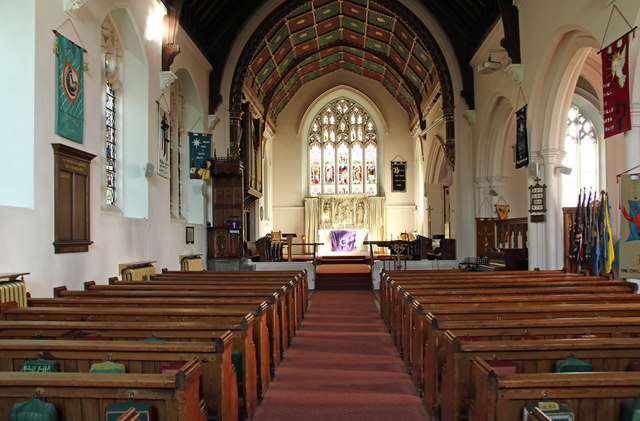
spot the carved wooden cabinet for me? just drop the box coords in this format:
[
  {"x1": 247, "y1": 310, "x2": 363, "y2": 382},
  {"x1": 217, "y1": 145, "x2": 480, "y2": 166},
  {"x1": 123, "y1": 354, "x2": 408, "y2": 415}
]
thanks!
[{"x1": 207, "y1": 158, "x2": 244, "y2": 260}]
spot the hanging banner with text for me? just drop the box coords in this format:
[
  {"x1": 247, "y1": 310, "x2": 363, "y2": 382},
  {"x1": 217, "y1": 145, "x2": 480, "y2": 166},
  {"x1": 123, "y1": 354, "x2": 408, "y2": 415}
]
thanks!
[
  {"x1": 189, "y1": 132, "x2": 211, "y2": 179},
  {"x1": 620, "y1": 174, "x2": 640, "y2": 278},
  {"x1": 55, "y1": 33, "x2": 84, "y2": 143},
  {"x1": 602, "y1": 33, "x2": 631, "y2": 139},
  {"x1": 515, "y1": 105, "x2": 529, "y2": 168},
  {"x1": 391, "y1": 160, "x2": 406, "y2": 192},
  {"x1": 157, "y1": 107, "x2": 170, "y2": 178}
]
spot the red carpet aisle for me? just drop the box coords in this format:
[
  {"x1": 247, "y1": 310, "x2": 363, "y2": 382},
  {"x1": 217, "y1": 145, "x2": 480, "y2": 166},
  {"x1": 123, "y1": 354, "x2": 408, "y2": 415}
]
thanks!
[{"x1": 253, "y1": 290, "x2": 429, "y2": 421}]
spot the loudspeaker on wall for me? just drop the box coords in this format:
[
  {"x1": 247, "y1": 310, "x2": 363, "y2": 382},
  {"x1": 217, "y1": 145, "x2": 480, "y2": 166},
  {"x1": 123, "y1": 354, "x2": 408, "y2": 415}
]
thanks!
[{"x1": 144, "y1": 163, "x2": 154, "y2": 178}]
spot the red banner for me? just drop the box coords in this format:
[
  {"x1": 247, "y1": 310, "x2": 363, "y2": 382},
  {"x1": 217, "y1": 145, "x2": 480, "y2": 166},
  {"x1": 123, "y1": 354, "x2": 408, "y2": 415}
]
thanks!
[{"x1": 602, "y1": 33, "x2": 631, "y2": 138}]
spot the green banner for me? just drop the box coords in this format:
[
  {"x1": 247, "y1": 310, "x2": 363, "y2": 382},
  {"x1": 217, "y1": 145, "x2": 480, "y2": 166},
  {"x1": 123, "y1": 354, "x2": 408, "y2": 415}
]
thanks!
[
  {"x1": 189, "y1": 132, "x2": 212, "y2": 179},
  {"x1": 55, "y1": 33, "x2": 84, "y2": 143}
]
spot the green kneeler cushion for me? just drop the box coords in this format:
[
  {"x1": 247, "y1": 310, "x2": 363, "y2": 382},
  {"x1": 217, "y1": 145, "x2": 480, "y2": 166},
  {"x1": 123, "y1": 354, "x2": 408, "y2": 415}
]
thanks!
[
  {"x1": 106, "y1": 399, "x2": 154, "y2": 421},
  {"x1": 9, "y1": 398, "x2": 59, "y2": 421},
  {"x1": 232, "y1": 351, "x2": 243, "y2": 382},
  {"x1": 19, "y1": 356, "x2": 59, "y2": 373},
  {"x1": 90, "y1": 360, "x2": 126, "y2": 373},
  {"x1": 554, "y1": 355, "x2": 592, "y2": 373},
  {"x1": 621, "y1": 399, "x2": 640, "y2": 421}
]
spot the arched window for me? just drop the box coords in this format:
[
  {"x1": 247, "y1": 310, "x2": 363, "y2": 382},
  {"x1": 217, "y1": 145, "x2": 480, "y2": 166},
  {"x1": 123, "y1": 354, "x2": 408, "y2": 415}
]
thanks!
[
  {"x1": 101, "y1": 16, "x2": 123, "y2": 208},
  {"x1": 562, "y1": 105, "x2": 599, "y2": 207},
  {"x1": 308, "y1": 98, "x2": 377, "y2": 196}
]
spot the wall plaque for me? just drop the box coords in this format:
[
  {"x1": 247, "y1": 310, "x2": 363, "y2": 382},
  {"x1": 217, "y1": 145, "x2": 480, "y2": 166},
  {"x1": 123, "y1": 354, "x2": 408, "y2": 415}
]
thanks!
[
  {"x1": 52, "y1": 143, "x2": 95, "y2": 253},
  {"x1": 391, "y1": 160, "x2": 406, "y2": 192},
  {"x1": 528, "y1": 177, "x2": 547, "y2": 216}
]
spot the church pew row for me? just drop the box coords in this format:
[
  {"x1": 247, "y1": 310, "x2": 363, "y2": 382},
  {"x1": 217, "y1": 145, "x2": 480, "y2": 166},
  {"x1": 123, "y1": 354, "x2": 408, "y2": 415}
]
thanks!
[
  {"x1": 81, "y1": 280, "x2": 288, "y2": 379},
  {"x1": 384, "y1": 277, "x2": 636, "y2": 375},
  {"x1": 378, "y1": 269, "x2": 585, "y2": 319},
  {"x1": 0, "y1": 358, "x2": 206, "y2": 421},
  {"x1": 381, "y1": 273, "x2": 625, "y2": 334},
  {"x1": 394, "y1": 283, "x2": 637, "y2": 385},
  {"x1": 409, "y1": 300, "x2": 640, "y2": 393},
  {"x1": 469, "y1": 357, "x2": 640, "y2": 421},
  {"x1": 153, "y1": 269, "x2": 309, "y2": 324},
  {"x1": 106, "y1": 274, "x2": 300, "y2": 345},
  {"x1": 441, "y1": 335, "x2": 640, "y2": 421},
  {"x1": 423, "y1": 315, "x2": 640, "y2": 421},
  {"x1": 142, "y1": 270, "x2": 304, "y2": 334},
  {"x1": 54, "y1": 285, "x2": 293, "y2": 357},
  {"x1": 0, "y1": 339, "x2": 236, "y2": 421},
  {"x1": 29, "y1": 295, "x2": 283, "y2": 373},
  {"x1": 1, "y1": 301, "x2": 270, "y2": 405},
  {"x1": 0, "y1": 320, "x2": 258, "y2": 420}
]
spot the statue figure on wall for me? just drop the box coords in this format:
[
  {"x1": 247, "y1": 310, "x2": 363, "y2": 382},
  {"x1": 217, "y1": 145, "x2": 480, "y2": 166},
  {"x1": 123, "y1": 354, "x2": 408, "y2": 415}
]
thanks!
[{"x1": 356, "y1": 202, "x2": 365, "y2": 225}]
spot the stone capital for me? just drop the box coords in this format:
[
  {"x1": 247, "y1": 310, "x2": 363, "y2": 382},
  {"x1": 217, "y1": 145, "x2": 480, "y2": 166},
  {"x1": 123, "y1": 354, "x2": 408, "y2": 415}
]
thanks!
[
  {"x1": 64, "y1": 0, "x2": 88, "y2": 17},
  {"x1": 463, "y1": 110, "x2": 476, "y2": 125},
  {"x1": 159, "y1": 71, "x2": 177, "y2": 91},
  {"x1": 539, "y1": 148, "x2": 566, "y2": 166},
  {"x1": 504, "y1": 63, "x2": 524, "y2": 86},
  {"x1": 207, "y1": 114, "x2": 220, "y2": 130}
]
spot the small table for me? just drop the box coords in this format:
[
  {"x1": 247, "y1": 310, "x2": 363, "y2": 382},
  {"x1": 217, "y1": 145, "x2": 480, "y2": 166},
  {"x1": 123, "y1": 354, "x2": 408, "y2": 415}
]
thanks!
[
  {"x1": 282, "y1": 233, "x2": 297, "y2": 262},
  {"x1": 364, "y1": 240, "x2": 410, "y2": 270}
]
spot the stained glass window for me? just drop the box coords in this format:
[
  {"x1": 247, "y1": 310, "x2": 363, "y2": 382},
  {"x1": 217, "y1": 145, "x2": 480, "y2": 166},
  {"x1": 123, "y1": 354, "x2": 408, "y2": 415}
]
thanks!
[
  {"x1": 562, "y1": 105, "x2": 599, "y2": 207},
  {"x1": 308, "y1": 98, "x2": 377, "y2": 196},
  {"x1": 105, "y1": 81, "x2": 116, "y2": 206}
]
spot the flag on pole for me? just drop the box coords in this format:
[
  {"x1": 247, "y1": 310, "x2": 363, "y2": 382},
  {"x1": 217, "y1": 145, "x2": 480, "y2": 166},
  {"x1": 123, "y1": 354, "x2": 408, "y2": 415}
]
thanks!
[{"x1": 603, "y1": 191, "x2": 615, "y2": 274}]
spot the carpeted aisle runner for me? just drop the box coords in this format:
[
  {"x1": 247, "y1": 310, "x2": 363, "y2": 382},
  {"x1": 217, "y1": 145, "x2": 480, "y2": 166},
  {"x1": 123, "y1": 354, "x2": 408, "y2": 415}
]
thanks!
[{"x1": 253, "y1": 290, "x2": 429, "y2": 421}]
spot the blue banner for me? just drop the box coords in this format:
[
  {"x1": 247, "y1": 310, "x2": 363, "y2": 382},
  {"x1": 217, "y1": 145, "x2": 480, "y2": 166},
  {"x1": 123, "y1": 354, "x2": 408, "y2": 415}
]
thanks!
[
  {"x1": 55, "y1": 33, "x2": 83, "y2": 143},
  {"x1": 515, "y1": 105, "x2": 529, "y2": 169},
  {"x1": 189, "y1": 132, "x2": 212, "y2": 179}
]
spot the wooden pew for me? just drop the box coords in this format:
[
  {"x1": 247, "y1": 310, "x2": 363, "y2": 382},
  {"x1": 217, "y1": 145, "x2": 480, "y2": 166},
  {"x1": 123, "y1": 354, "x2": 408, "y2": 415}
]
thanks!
[
  {"x1": 2, "y1": 301, "x2": 271, "y2": 405},
  {"x1": 144, "y1": 270, "x2": 303, "y2": 333},
  {"x1": 154, "y1": 269, "x2": 309, "y2": 324},
  {"x1": 470, "y1": 357, "x2": 640, "y2": 421},
  {"x1": 0, "y1": 338, "x2": 236, "y2": 421},
  {"x1": 422, "y1": 315, "x2": 640, "y2": 421},
  {"x1": 106, "y1": 275, "x2": 300, "y2": 344},
  {"x1": 28, "y1": 295, "x2": 283, "y2": 374},
  {"x1": 0, "y1": 358, "x2": 206, "y2": 421},
  {"x1": 54, "y1": 285, "x2": 293, "y2": 358},
  {"x1": 409, "y1": 299, "x2": 640, "y2": 393},
  {"x1": 0, "y1": 319, "x2": 258, "y2": 420},
  {"x1": 441, "y1": 335, "x2": 640, "y2": 421}
]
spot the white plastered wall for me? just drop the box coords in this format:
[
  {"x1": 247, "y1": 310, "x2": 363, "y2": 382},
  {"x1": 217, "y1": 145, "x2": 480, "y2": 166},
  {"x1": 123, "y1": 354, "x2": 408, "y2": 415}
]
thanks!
[{"x1": 0, "y1": 0, "x2": 212, "y2": 296}]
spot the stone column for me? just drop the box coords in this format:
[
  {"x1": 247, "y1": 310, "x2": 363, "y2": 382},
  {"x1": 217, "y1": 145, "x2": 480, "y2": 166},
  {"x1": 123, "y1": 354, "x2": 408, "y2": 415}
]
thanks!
[
  {"x1": 539, "y1": 148, "x2": 566, "y2": 269},
  {"x1": 474, "y1": 177, "x2": 491, "y2": 218},
  {"x1": 625, "y1": 105, "x2": 640, "y2": 171}
]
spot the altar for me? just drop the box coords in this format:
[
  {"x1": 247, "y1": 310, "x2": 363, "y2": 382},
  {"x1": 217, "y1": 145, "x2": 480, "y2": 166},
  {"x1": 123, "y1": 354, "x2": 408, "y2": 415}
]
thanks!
[
  {"x1": 317, "y1": 228, "x2": 369, "y2": 256},
  {"x1": 304, "y1": 194, "x2": 385, "y2": 257}
]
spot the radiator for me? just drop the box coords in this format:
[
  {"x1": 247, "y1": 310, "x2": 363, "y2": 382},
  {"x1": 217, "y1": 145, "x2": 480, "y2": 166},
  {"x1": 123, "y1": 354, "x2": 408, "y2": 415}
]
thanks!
[
  {"x1": 121, "y1": 265, "x2": 156, "y2": 281},
  {"x1": 180, "y1": 256, "x2": 204, "y2": 271},
  {"x1": 0, "y1": 281, "x2": 27, "y2": 307}
]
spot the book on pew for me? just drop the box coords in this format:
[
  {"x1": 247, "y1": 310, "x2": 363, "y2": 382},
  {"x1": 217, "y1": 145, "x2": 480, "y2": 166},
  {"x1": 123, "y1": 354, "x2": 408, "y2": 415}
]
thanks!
[{"x1": 486, "y1": 357, "x2": 516, "y2": 374}]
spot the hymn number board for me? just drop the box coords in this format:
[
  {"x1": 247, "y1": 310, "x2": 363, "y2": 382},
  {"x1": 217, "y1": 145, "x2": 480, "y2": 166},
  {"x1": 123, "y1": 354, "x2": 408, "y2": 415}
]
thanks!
[{"x1": 529, "y1": 178, "x2": 547, "y2": 213}]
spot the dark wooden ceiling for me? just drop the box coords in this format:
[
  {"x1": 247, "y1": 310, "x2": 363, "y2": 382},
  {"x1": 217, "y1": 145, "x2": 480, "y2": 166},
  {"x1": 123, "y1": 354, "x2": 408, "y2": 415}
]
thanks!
[{"x1": 178, "y1": 0, "x2": 503, "y2": 116}]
